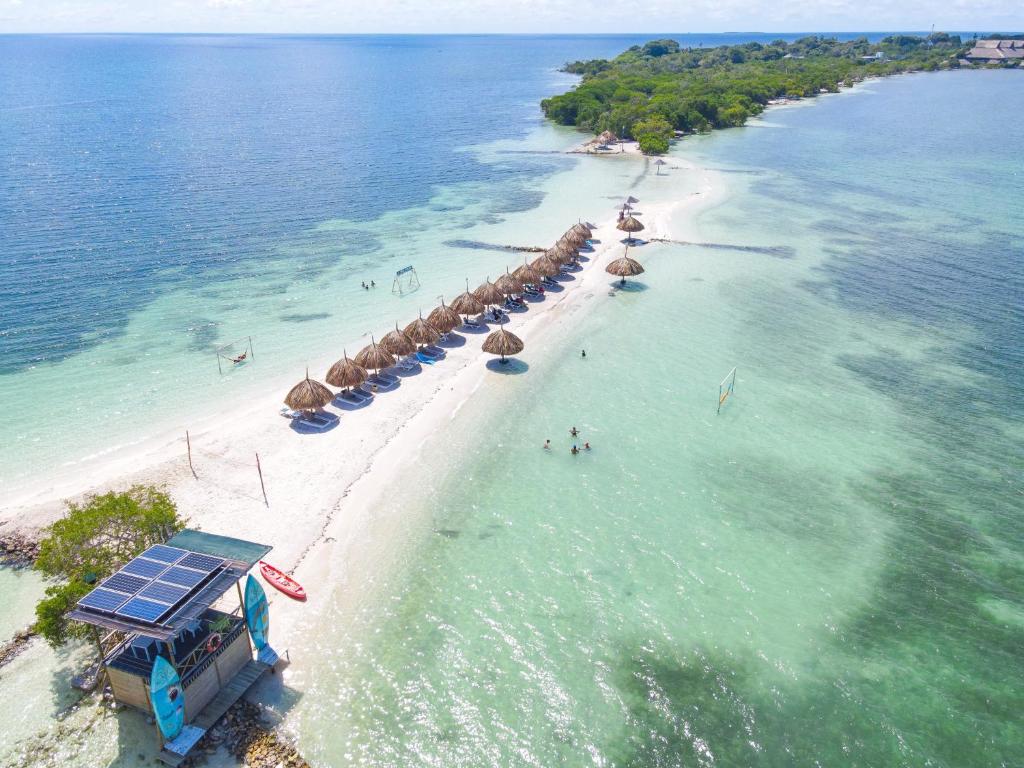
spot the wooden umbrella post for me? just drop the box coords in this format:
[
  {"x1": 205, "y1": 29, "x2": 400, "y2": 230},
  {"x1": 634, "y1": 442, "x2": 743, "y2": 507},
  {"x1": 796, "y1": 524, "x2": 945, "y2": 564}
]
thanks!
[{"x1": 256, "y1": 453, "x2": 268, "y2": 506}]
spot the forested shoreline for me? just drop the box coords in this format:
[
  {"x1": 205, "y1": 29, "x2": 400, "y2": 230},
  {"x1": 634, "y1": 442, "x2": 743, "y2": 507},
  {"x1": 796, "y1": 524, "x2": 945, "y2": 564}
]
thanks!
[{"x1": 541, "y1": 34, "x2": 972, "y2": 153}]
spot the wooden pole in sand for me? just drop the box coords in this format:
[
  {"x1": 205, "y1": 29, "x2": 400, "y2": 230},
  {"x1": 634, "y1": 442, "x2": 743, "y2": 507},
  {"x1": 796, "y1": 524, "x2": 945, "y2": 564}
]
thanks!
[
  {"x1": 255, "y1": 453, "x2": 268, "y2": 506},
  {"x1": 186, "y1": 431, "x2": 195, "y2": 477}
]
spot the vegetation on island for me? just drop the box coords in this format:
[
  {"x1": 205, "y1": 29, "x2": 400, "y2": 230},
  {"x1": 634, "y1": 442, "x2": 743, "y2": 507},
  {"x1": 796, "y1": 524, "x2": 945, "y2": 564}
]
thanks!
[
  {"x1": 33, "y1": 486, "x2": 184, "y2": 647},
  {"x1": 541, "y1": 34, "x2": 971, "y2": 154}
]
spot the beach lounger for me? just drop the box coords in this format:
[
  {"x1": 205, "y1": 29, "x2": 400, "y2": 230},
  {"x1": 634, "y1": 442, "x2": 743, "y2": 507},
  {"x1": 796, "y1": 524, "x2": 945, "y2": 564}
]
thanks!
[
  {"x1": 336, "y1": 389, "x2": 368, "y2": 405},
  {"x1": 462, "y1": 317, "x2": 482, "y2": 329},
  {"x1": 396, "y1": 356, "x2": 420, "y2": 371},
  {"x1": 415, "y1": 351, "x2": 436, "y2": 364},
  {"x1": 422, "y1": 345, "x2": 446, "y2": 359},
  {"x1": 280, "y1": 408, "x2": 337, "y2": 430},
  {"x1": 365, "y1": 373, "x2": 399, "y2": 390}
]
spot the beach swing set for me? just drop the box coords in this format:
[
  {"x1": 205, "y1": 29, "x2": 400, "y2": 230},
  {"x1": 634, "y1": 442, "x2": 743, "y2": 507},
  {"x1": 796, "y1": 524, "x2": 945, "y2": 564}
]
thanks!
[
  {"x1": 215, "y1": 336, "x2": 255, "y2": 374},
  {"x1": 391, "y1": 265, "x2": 421, "y2": 296}
]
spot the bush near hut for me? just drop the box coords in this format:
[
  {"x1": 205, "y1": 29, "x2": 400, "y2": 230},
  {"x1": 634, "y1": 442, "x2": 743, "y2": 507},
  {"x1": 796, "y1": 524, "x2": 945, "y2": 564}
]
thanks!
[
  {"x1": 633, "y1": 116, "x2": 673, "y2": 155},
  {"x1": 33, "y1": 486, "x2": 185, "y2": 647}
]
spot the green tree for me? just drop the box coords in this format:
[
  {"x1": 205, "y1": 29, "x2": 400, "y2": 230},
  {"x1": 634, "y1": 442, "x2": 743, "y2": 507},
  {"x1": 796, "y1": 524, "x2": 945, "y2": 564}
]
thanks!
[
  {"x1": 632, "y1": 116, "x2": 673, "y2": 154},
  {"x1": 33, "y1": 485, "x2": 185, "y2": 647}
]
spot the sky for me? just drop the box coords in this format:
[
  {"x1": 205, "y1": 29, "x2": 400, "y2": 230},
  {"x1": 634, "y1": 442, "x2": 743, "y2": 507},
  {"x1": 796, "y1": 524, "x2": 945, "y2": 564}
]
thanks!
[{"x1": 0, "y1": 0, "x2": 1020, "y2": 34}]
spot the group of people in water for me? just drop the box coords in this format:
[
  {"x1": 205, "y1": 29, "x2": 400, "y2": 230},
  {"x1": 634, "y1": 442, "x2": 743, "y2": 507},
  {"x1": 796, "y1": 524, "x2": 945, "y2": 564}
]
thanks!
[
  {"x1": 543, "y1": 426, "x2": 591, "y2": 455},
  {"x1": 361, "y1": 280, "x2": 376, "y2": 290}
]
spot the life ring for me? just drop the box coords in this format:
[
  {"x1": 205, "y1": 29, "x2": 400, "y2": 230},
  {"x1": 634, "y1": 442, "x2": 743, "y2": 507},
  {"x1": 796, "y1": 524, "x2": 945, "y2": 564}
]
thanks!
[{"x1": 206, "y1": 633, "x2": 222, "y2": 654}]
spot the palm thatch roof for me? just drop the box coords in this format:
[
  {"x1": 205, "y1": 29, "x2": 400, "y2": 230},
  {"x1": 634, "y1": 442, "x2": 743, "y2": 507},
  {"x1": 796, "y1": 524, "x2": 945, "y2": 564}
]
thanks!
[
  {"x1": 285, "y1": 370, "x2": 334, "y2": 411},
  {"x1": 561, "y1": 229, "x2": 588, "y2": 248},
  {"x1": 512, "y1": 260, "x2": 541, "y2": 285},
  {"x1": 325, "y1": 350, "x2": 367, "y2": 389},
  {"x1": 617, "y1": 215, "x2": 644, "y2": 233},
  {"x1": 473, "y1": 278, "x2": 504, "y2": 306},
  {"x1": 547, "y1": 246, "x2": 574, "y2": 266},
  {"x1": 450, "y1": 285, "x2": 485, "y2": 316},
  {"x1": 597, "y1": 130, "x2": 618, "y2": 144},
  {"x1": 380, "y1": 323, "x2": 416, "y2": 356},
  {"x1": 493, "y1": 269, "x2": 524, "y2": 296},
  {"x1": 427, "y1": 300, "x2": 461, "y2": 333},
  {"x1": 482, "y1": 326, "x2": 524, "y2": 360},
  {"x1": 404, "y1": 314, "x2": 441, "y2": 345},
  {"x1": 605, "y1": 250, "x2": 645, "y2": 283},
  {"x1": 570, "y1": 222, "x2": 592, "y2": 239},
  {"x1": 354, "y1": 337, "x2": 396, "y2": 372},
  {"x1": 530, "y1": 254, "x2": 561, "y2": 277}
]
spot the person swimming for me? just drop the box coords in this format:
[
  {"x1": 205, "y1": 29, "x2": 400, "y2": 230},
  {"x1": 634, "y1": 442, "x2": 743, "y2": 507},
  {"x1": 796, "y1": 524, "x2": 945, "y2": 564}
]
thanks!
[
  {"x1": 571, "y1": 445, "x2": 580, "y2": 455},
  {"x1": 543, "y1": 439, "x2": 551, "y2": 450},
  {"x1": 584, "y1": 442, "x2": 591, "y2": 451},
  {"x1": 581, "y1": 349, "x2": 586, "y2": 358},
  {"x1": 570, "y1": 427, "x2": 579, "y2": 437}
]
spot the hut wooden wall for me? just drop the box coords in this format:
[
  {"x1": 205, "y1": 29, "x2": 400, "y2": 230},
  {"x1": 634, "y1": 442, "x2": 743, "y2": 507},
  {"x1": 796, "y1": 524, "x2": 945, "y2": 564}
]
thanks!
[
  {"x1": 182, "y1": 627, "x2": 253, "y2": 722},
  {"x1": 109, "y1": 666, "x2": 151, "y2": 713}
]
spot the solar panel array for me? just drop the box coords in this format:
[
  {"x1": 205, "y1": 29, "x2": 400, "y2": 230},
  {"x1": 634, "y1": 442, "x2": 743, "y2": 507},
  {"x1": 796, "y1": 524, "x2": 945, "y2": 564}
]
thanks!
[{"x1": 76, "y1": 544, "x2": 227, "y2": 625}]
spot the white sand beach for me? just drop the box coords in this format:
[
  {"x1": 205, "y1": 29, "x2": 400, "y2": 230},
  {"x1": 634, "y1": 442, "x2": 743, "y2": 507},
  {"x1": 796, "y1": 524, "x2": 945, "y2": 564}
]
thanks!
[{"x1": 0, "y1": 153, "x2": 723, "y2": 637}]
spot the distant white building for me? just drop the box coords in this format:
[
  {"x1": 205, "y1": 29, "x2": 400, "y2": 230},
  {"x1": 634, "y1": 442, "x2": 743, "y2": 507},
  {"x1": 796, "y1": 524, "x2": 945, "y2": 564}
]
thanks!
[{"x1": 966, "y1": 39, "x2": 1024, "y2": 61}]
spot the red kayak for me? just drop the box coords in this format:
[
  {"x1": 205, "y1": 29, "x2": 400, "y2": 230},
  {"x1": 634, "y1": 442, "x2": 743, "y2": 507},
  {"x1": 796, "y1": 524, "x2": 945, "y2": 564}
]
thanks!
[{"x1": 259, "y1": 561, "x2": 307, "y2": 601}]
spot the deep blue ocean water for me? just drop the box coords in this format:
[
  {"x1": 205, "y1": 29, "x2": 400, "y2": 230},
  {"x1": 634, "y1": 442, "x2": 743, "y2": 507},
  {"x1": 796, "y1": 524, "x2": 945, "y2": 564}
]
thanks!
[{"x1": 1, "y1": 32, "x2": 893, "y2": 375}]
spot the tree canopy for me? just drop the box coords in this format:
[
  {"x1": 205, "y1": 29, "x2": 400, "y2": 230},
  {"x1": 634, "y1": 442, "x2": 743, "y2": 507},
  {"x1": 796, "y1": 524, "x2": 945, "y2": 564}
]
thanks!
[
  {"x1": 542, "y1": 34, "x2": 970, "y2": 154},
  {"x1": 33, "y1": 485, "x2": 185, "y2": 647}
]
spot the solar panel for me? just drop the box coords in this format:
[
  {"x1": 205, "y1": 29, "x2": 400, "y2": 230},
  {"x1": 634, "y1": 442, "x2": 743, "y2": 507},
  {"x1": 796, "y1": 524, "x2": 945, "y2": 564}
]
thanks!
[
  {"x1": 122, "y1": 558, "x2": 166, "y2": 578},
  {"x1": 179, "y1": 552, "x2": 223, "y2": 572},
  {"x1": 103, "y1": 572, "x2": 149, "y2": 594},
  {"x1": 79, "y1": 587, "x2": 131, "y2": 613},
  {"x1": 142, "y1": 544, "x2": 188, "y2": 564},
  {"x1": 140, "y1": 581, "x2": 190, "y2": 604},
  {"x1": 117, "y1": 597, "x2": 169, "y2": 623},
  {"x1": 161, "y1": 566, "x2": 207, "y2": 588}
]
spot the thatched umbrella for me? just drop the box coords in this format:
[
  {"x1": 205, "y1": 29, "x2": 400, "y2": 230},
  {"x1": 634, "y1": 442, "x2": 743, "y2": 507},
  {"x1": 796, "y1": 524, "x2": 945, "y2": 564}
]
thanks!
[
  {"x1": 493, "y1": 268, "x2": 524, "y2": 297},
  {"x1": 570, "y1": 222, "x2": 592, "y2": 239},
  {"x1": 355, "y1": 336, "x2": 396, "y2": 372},
  {"x1": 531, "y1": 253, "x2": 561, "y2": 277},
  {"x1": 562, "y1": 228, "x2": 588, "y2": 248},
  {"x1": 427, "y1": 299, "x2": 461, "y2": 334},
  {"x1": 326, "y1": 350, "x2": 367, "y2": 391},
  {"x1": 605, "y1": 248, "x2": 645, "y2": 286},
  {"x1": 285, "y1": 369, "x2": 334, "y2": 412},
  {"x1": 617, "y1": 215, "x2": 645, "y2": 244},
  {"x1": 474, "y1": 277, "x2": 504, "y2": 307},
  {"x1": 404, "y1": 313, "x2": 441, "y2": 346},
  {"x1": 512, "y1": 259, "x2": 542, "y2": 286},
  {"x1": 450, "y1": 279, "x2": 485, "y2": 319},
  {"x1": 654, "y1": 158, "x2": 667, "y2": 175},
  {"x1": 380, "y1": 323, "x2": 416, "y2": 357},
  {"x1": 482, "y1": 321, "x2": 524, "y2": 364}
]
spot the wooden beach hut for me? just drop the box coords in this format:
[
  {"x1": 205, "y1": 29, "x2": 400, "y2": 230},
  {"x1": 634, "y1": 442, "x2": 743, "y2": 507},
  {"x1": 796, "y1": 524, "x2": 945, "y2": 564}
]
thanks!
[{"x1": 68, "y1": 530, "x2": 280, "y2": 766}]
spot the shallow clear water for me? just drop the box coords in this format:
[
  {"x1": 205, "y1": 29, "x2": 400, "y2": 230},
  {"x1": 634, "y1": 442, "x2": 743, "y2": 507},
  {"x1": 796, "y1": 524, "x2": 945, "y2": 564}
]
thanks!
[
  {"x1": 288, "y1": 71, "x2": 1024, "y2": 767},
  {"x1": 0, "y1": 32, "x2": 893, "y2": 495}
]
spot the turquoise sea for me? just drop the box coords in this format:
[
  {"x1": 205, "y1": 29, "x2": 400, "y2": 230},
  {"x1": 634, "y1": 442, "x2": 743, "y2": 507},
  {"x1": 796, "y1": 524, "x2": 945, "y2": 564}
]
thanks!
[
  {"x1": 0, "y1": 35, "x2": 1021, "y2": 768},
  {"x1": 286, "y1": 70, "x2": 1024, "y2": 767}
]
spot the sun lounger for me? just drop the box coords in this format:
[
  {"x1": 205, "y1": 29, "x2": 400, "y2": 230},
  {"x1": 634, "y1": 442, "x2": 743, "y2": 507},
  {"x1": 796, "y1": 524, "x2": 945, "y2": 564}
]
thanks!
[
  {"x1": 462, "y1": 317, "x2": 482, "y2": 328},
  {"x1": 422, "y1": 345, "x2": 446, "y2": 358},
  {"x1": 280, "y1": 408, "x2": 337, "y2": 430},
  {"x1": 336, "y1": 389, "x2": 368, "y2": 405},
  {"x1": 396, "y1": 356, "x2": 420, "y2": 371},
  {"x1": 415, "y1": 351, "x2": 436, "y2": 364},
  {"x1": 365, "y1": 373, "x2": 398, "y2": 390}
]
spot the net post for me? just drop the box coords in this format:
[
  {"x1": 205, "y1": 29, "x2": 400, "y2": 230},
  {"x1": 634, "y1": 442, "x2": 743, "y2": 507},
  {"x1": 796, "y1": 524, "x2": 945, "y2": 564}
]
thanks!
[
  {"x1": 256, "y1": 452, "x2": 268, "y2": 506},
  {"x1": 249, "y1": 336, "x2": 254, "y2": 360}
]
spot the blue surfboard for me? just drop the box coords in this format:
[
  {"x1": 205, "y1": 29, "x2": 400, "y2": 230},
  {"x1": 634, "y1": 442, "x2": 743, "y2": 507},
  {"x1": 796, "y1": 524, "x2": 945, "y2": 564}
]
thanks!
[
  {"x1": 244, "y1": 574, "x2": 270, "y2": 651},
  {"x1": 150, "y1": 655, "x2": 185, "y2": 741}
]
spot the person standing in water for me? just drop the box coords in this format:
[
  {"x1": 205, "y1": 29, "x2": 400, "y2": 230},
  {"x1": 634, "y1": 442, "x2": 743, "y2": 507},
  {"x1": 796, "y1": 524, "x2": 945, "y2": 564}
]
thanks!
[
  {"x1": 543, "y1": 439, "x2": 551, "y2": 450},
  {"x1": 581, "y1": 349, "x2": 586, "y2": 359},
  {"x1": 570, "y1": 426, "x2": 579, "y2": 437}
]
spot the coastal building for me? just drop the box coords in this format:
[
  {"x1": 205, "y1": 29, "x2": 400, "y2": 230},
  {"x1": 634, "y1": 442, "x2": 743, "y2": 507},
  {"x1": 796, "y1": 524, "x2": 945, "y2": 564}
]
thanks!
[
  {"x1": 68, "y1": 529, "x2": 278, "y2": 766},
  {"x1": 966, "y1": 39, "x2": 1024, "y2": 62}
]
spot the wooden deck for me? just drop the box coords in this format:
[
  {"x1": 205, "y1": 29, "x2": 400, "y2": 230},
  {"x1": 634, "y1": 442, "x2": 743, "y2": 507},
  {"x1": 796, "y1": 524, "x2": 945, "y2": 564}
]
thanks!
[{"x1": 158, "y1": 658, "x2": 270, "y2": 766}]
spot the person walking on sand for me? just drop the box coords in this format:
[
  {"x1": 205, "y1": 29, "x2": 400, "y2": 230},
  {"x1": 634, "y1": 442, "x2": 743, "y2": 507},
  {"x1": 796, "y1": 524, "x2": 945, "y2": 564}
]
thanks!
[{"x1": 570, "y1": 426, "x2": 579, "y2": 437}]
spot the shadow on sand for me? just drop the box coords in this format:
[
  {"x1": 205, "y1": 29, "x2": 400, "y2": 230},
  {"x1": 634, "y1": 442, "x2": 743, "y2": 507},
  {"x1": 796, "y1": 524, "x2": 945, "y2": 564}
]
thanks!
[
  {"x1": 610, "y1": 280, "x2": 649, "y2": 293},
  {"x1": 438, "y1": 333, "x2": 467, "y2": 348},
  {"x1": 486, "y1": 358, "x2": 529, "y2": 374}
]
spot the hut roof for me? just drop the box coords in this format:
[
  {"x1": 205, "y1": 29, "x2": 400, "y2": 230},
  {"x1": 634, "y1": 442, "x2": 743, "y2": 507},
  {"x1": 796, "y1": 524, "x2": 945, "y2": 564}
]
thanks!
[
  {"x1": 493, "y1": 270, "x2": 524, "y2": 296},
  {"x1": 512, "y1": 261, "x2": 542, "y2": 285},
  {"x1": 531, "y1": 254, "x2": 561, "y2": 277},
  {"x1": 355, "y1": 338, "x2": 396, "y2": 371},
  {"x1": 605, "y1": 254, "x2": 645, "y2": 277},
  {"x1": 380, "y1": 324, "x2": 416, "y2": 356},
  {"x1": 450, "y1": 289, "x2": 485, "y2": 315},
  {"x1": 473, "y1": 279, "x2": 504, "y2": 306}
]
